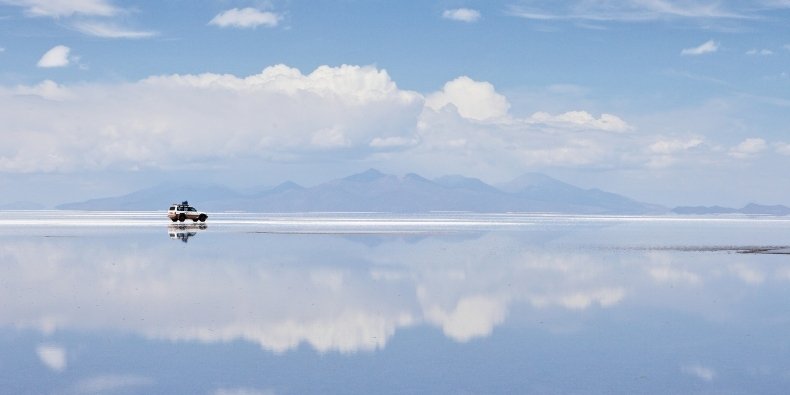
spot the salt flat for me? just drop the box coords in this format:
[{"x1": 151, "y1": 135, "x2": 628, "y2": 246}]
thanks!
[{"x1": 1, "y1": 211, "x2": 789, "y2": 393}]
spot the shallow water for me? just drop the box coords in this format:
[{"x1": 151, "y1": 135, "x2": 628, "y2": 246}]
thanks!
[{"x1": 2, "y1": 211, "x2": 790, "y2": 394}]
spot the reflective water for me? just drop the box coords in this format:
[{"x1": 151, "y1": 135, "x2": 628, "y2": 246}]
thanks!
[{"x1": 2, "y1": 211, "x2": 790, "y2": 394}]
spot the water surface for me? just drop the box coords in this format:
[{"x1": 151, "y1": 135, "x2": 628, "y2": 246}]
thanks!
[{"x1": 1, "y1": 211, "x2": 789, "y2": 394}]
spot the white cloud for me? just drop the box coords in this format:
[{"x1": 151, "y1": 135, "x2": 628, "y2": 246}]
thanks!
[
  {"x1": 414, "y1": 85, "x2": 633, "y2": 173},
  {"x1": 529, "y1": 111, "x2": 630, "y2": 132},
  {"x1": 442, "y1": 8, "x2": 481, "y2": 23},
  {"x1": 14, "y1": 80, "x2": 72, "y2": 101},
  {"x1": 682, "y1": 364, "x2": 716, "y2": 381},
  {"x1": 75, "y1": 375, "x2": 154, "y2": 393},
  {"x1": 0, "y1": 0, "x2": 120, "y2": 17},
  {"x1": 209, "y1": 8, "x2": 281, "y2": 29},
  {"x1": 681, "y1": 40, "x2": 719, "y2": 56},
  {"x1": 72, "y1": 21, "x2": 157, "y2": 38},
  {"x1": 0, "y1": 64, "x2": 423, "y2": 172},
  {"x1": 0, "y1": 47, "x2": 5, "y2": 53},
  {"x1": 775, "y1": 142, "x2": 790, "y2": 155},
  {"x1": 729, "y1": 138, "x2": 766, "y2": 158},
  {"x1": 36, "y1": 45, "x2": 71, "y2": 68},
  {"x1": 425, "y1": 76, "x2": 510, "y2": 120},
  {"x1": 369, "y1": 136, "x2": 419, "y2": 149},
  {"x1": 746, "y1": 48, "x2": 773, "y2": 56},
  {"x1": 508, "y1": 1, "x2": 749, "y2": 22},
  {"x1": 2, "y1": 1, "x2": 156, "y2": 40},
  {"x1": 646, "y1": 137, "x2": 704, "y2": 168},
  {"x1": 0, "y1": 63, "x2": 682, "y2": 176},
  {"x1": 36, "y1": 344, "x2": 66, "y2": 372},
  {"x1": 649, "y1": 137, "x2": 703, "y2": 154}
]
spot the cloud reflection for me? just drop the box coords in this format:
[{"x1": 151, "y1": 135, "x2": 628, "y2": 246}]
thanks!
[
  {"x1": 0, "y1": 230, "x2": 782, "y2": 353},
  {"x1": 36, "y1": 344, "x2": 66, "y2": 372},
  {"x1": 682, "y1": 364, "x2": 716, "y2": 382}
]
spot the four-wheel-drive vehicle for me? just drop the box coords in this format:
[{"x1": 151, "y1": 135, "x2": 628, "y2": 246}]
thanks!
[{"x1": 168, "y1": 201, "x2": 208, "y2": 222}]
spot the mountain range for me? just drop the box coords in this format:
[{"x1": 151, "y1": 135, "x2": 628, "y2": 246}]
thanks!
[
  {"x1": 57, "y1": 169, "x2": 666, "y2": 214},
  {"x1": 56, "y1": 169, "x2": 790, "y2": 215}
]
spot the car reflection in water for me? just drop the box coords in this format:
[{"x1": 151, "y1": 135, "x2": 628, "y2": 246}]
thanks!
[{"x1": 168, "y1": 223, "x2": 208, "y2": 243}]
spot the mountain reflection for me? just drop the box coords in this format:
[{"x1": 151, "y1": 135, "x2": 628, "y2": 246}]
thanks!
[{"x1": 1, "y1": 227, "x2": 788, "y2": 353}]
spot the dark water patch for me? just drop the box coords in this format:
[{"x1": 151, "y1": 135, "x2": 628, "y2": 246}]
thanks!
[{"x1": 594, "y1": 245, "x2": 790, "y2": 254}]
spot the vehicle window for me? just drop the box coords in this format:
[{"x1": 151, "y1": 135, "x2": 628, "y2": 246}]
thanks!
[
  {"x1": 189, "y1": 207, "x2": 196, "y2": 211},
  {"x1": 169, "y1": 206, "x2": 175, "y2": 210}
]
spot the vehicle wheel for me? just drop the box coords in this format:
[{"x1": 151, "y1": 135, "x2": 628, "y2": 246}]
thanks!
[
  {"x1": 170, "y1": 217, "x2": 177, "y2": 222},
  {"x1": 199, "y1": 214, "x2": 207, "y2": 222},
  {"x1": 178, "y1": 213, "x2": 186, "y2": 222},
  {"x1": 192, "y1": 219, "x2": 198, "y2": 222}
]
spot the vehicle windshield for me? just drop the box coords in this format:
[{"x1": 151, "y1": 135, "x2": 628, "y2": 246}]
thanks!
[{"x1": 188, "y1": 207, "x2": 196, "y2": 211}]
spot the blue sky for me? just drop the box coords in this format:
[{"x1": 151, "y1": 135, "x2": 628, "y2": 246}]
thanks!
[{"x1": 1, "y1": 0, "x2": 790, "y2": 207}]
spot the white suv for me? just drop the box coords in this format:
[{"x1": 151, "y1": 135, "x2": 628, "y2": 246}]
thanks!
[{"x1": 168, "y1": 201, "x2": 208, "y2": 222}]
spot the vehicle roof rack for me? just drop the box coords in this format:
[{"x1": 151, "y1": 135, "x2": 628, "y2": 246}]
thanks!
[{"x1": 181, "y1": 200, "x2": 189, "y2": 205}]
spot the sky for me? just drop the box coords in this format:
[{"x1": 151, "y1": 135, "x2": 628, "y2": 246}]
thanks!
[{"x1": 1, "y1": 0, "x2": 790, "y2": 207}]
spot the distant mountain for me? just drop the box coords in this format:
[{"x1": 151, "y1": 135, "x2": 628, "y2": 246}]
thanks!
[
  {"x1": 740, "y1": 203, "x2": 790, "y2": 216},
  {"x1": 498, "y1": 172, "x2": 665, "y2": 214},
  {"x1": 57, "y1": 183, "x2": 243, "y2": 211},
  {"x1": 672, "y1": 203, "x2": 790, "y2": 216},
  {"x1": 58, "y1": 169, "x2": 666, "y2": 214}
]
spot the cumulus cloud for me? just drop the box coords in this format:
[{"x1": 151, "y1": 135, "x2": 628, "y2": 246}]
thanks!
[
  {"x1": 405, "y1": 112, "x2": 625, "y2": 175},
  {"x1": 209, "y1": 8, "x2": 281, "y2": 28},
  {"x1": 442, "y1": 8, "x2": 481, "y2": 22},
  {"x1": 0, "y1": 63, "x2": 654, "y2": 175},
  {"x1": 425, "y1": 76, "x2": 510, "y2": 120},
  {"x1": 36, "y1": 45, "x2": 71, "y2": 68},
  {"x1": 681, "y1": 40, "x2": 719, "y2": 55},
  {"x1": 36, "y1": 344, "x2": 66, "y2": 372},
  {"x1": 0, "y1": 64, "x2": 423, "y2": 172},
  {"x1": 14, "y1": 80, "x2": 72, "y2": 101},
  {"x1": 729, "y1": 138, "x2": 766, "y2": 158},
  {"x1": 0, "y1": 0, "x2": 120, "y2": 17}
]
